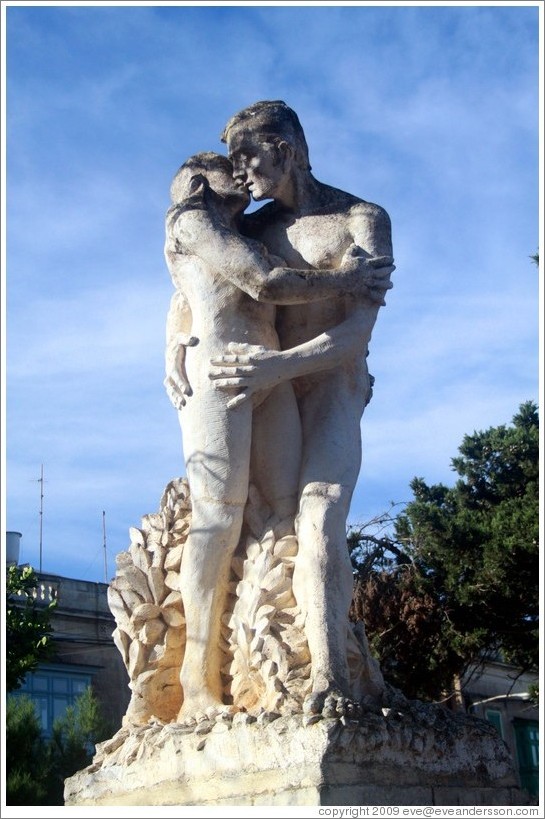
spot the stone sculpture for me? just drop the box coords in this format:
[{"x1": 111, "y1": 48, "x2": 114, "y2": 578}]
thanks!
[
  {"x1": 113, "y1": 111, "x2": 394, "y2": 722},
  {"x1": 163, "y1": 102, "x2": 394, "y2": 724},
  {"x1": 65, "y1": 102, "x2": 523, "y2": 806}
]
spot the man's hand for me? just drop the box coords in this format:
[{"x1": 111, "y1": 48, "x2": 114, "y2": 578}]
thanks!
[
  {"x1": 164, "y1": 333, "x2": 199, "y2": 409},
  {"x1": 341, "y1": 245, "x2": 395, "y2": 305},
  {"x1": 209, "y1": 342, "x2": 280, "y2": 409}
]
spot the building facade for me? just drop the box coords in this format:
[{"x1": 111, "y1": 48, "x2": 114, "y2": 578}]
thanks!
[
  {"x1": 10, "y1": 570, "x2": 130, "y2": 737},
  {"x1": 463, "y1": 659, "x2": 539, "y2": 798}
]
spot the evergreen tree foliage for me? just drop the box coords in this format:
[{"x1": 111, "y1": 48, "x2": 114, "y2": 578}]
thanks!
[
  {"x1": 46, "y1": 686, "x2": 112, "y2": 804},
  {"x1": 6, "y1": 686, "x2": 111, "y2": 805},
  {"x1": 351, "y1": 401, "x2": 539, "y2": 701},
  {"x1": 5, "y1": 696, "x2": 50, "y2": 805},
  {"x1": 6, "y1": 565, "x2": 56, "y2": 692}
]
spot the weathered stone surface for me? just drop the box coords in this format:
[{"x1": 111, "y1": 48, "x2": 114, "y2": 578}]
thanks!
[
  {"x1": 161, "y1": 103, "x2": 396, "y2": 722},
  {"x1": 110, "y1": 478, "x2": 383, "y2": 728},
  {"x1": 65, "y1": 709, "x2": 526, "y2": 806}
]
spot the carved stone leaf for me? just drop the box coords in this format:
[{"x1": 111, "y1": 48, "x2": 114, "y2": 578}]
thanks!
[
  {"x1": 128, "y1": 639, "x2": 147, "y2": 679},
  {"x1": 118, "y1": 565, "x2": 152, "y2": 601},
  {"x1": 261, "y1": 658, "x2": 278, "y2": 679},
  {"x1": 129, "y1": 527, "x2": 145, "y2": 548},
  {"x1": 253, "y1": 549, "x2": 274, "y2": 577},
  {"x1": 259, "y1": 562, "x2": 286, "y2": 592},
  {"x1": 112, "y1": 627, "x2": 130, "y2": 665},
  {"x1": 131, "y1": 602, "x2": 162, "y2": 625},
  {"x1": 142, "y1": 513, "x2": 164, "y2": 533},
  {"x1": 162, "y1": 589, "x2": 183, "y2": 608},
  {"x1": 274, "y1": 587, "x2": 297, "y2": 609},
  {"x1": 162, "y1": 607, "x2": 185, "y2": 628},
  {"x1": 139, "y1": 619, "x2": 166, "y2": 646},
  {"x1": 235, "y1": 579, "x2": 257, "y2": 610},
  {"x1": 107, "y1": 586, "x2": 130, "y2": 624},
  {"x1": 164, "y1": 570, "x2": 179, "y2": 592},
  {"x1": 116, "y1": 551, "x2": 133, "y2": 569},
  {"x1": 253, "y1": 616, "x2": 272, "y2": 641},
  {"x1": 245, "y1": 538, "x2": 261, "y2": 562},
  {"x1": 234, "y1": 622, "x2": 252, "y2": 660},
  {"x1": 249, "y1": 633, "x2": 264, "y2": 655},
  {"x1": 118, "y1": 586, "x2": 146, "y2": 612},
  {"x1": 164, "y1": 544, "x2": 184, "y2": 571},
  {"x1": 260, "y1": 529, "x2": 275, "y2": 550},
  {"x1": 273, "y1": 534, "x2": 298, "y2": 558},
  {"x1": 148, "y1": 566, "x2": 167, "y2": 604},
  {"x1": 112, "y1": 574, "x2": 136, "y2": 591},
  {"x1": 147, "y1": 643, "x2": 167, "y2": 665},
  {"x1": 130, "y1": 543, "x2": 152, "y2": 573},
  {"x1": 255, "y1": 604, "x2": 276, "y2": 622}
]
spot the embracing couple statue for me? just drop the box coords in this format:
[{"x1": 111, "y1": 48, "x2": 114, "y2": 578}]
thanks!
[
  {"x1": 163, "y1": 101, "x2": 395, "y2": 724},
  {"x1": 66, "y1": 102, "x2": 520, "y2": 809}
]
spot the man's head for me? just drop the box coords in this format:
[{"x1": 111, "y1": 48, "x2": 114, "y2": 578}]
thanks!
[
  {"x1": 170, "y1": 151, "x2": 249, "y2": 210},
  {"x1": 221, "y1": 101, "x2": 311, "y2": 204},
  {"x1": 221, "y1": 101, "x2": 311, "y2": 172}
]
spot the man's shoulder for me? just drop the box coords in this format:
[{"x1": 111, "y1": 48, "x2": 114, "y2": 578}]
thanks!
[
  {"x1": 318, "y1": 183, "x2": 390, "y2": 222},
  {"x1": 348, "y1": 198, "x2": 391, "y2": 227}
]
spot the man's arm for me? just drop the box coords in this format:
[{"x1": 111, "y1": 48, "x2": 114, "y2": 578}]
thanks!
[
  {"x1": 209, "y1": 302, "x2": 378, "y2": 408},
  {"x1": 256, "y1": 249, "x2": 394, "y2": 305},
  {"x1": 170, "y1": 206, "x2": 394, "y2": 306},
  {"x1": 208, "y1": 203, "x2": 394, "y2": 406},
  {"x1": 255, "y1": 202, "x2": 394, "y2": 305}
]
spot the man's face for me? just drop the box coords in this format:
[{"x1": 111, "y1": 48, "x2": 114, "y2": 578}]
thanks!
[{"x1": 227, "y1": 128, "x2": 289, "y2": 201}]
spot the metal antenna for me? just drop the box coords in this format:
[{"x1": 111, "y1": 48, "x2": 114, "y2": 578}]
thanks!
[
  {"x1": 102, "y1": 510, "x2": 108, "y2": 582},
  {"x1": 38, "y1": 464, "x2": 44, "y2": 573}
]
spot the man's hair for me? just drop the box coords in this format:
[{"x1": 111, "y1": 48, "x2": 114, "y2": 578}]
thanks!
[
  {"x1": 221, "y1": 100, "x2": 311, "y2": 171},
  {"x1": 170, "y1": 151, "x2": 233, "y2": 203}
]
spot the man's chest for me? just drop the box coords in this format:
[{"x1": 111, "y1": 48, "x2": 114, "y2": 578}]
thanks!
[{"x1": 258, "y1": 213, "x2": 351, "y2": 269}]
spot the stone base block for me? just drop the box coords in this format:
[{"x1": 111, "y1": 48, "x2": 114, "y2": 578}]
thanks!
[{"x1": 64, "y1": 711, "x2": 531, "y2": 806}]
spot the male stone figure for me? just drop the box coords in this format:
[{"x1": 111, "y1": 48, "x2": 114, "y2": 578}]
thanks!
[{"x1": 214, "y1": 100, "x2": 395, "y2": 713}]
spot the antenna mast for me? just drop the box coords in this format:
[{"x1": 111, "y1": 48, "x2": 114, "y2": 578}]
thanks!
[
  {"x1": 38, "y1": 464, "x2": 44, "y2": 573},
  {"x1": 102, "y1": 510, "x2": 108, "y2": 582}
]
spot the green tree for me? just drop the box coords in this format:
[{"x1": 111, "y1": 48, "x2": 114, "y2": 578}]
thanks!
[
  {"x1": 46, "y1": 686, "x2": 112, "y2": 804},
  {"x1": 6, "y1": 687, "x2": 111, "y2": 805},
  {"x1": 351, "y1": 401, "x2": 539, "y2": 701},
  {"x1": 6, "y1": 565, "x2": 57, "y2": 692},
  {"x1": 5, "y1": 696, "x2": 50, "y2": 805}
]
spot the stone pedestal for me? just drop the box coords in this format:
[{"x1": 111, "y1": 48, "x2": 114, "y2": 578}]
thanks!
[{"x1": 64, "y1": 707, "x2": 529, "y2": 806}]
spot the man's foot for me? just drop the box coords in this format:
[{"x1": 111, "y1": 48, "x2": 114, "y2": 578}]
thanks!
[
  {"x1": 177, "y1": 696, "x2": 238, "y2": 726},
  {"x1": 303, "y1": 687, "x2": 354, "y2": 719}
]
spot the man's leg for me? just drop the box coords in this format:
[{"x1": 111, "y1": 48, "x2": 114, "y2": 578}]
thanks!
[
  {"x1": 292, "y1": 372, "x2": 384, "y2": 711},
  {"x1": 250, "y1": 381, "x2": 302, "y2": 525}
]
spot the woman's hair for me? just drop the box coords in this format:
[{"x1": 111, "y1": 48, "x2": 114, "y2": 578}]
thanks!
[{"x1": 170, "y1": 152, "x2": 233, "y2": 203}]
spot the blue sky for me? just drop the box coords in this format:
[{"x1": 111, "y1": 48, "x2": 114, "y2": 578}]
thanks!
[{"x1": 2, "y1": 2, "x2": 542, "y2": 584}]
